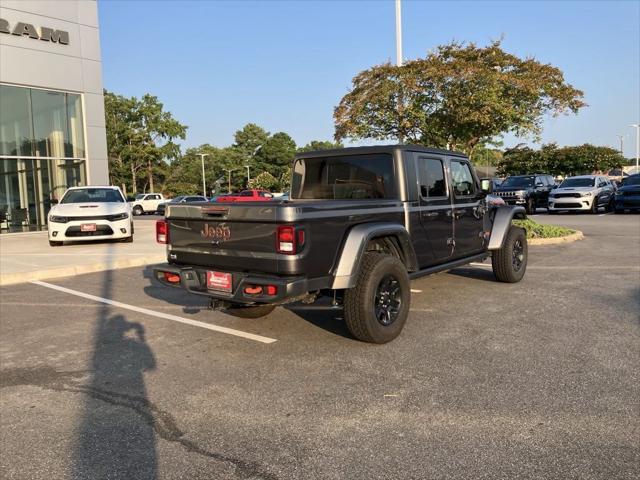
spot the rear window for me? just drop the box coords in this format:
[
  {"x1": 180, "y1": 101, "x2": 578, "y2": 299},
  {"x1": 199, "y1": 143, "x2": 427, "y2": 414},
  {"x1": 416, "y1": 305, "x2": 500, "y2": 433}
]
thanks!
[{"x1": 291, "y1": 153, "x2": 396, "y2": 200}]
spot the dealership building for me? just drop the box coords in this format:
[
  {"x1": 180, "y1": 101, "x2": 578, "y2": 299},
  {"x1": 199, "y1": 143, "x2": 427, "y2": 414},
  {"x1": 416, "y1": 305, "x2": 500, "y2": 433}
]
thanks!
[{"x1": 0, "y1": 0, "x2": 108, "y2": 233}]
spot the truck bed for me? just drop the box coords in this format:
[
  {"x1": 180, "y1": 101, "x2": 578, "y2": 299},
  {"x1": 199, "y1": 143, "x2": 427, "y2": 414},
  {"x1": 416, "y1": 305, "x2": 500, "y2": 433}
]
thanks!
[{"x1": 164, "y1": 199, "x2": 405, "y2": 278}]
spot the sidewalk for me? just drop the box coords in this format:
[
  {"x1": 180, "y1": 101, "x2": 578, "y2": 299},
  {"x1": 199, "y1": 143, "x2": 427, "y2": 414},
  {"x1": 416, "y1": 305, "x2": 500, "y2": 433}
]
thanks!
[{"x1": 0, "y1": 222, "x2": 166, "y2": 286}]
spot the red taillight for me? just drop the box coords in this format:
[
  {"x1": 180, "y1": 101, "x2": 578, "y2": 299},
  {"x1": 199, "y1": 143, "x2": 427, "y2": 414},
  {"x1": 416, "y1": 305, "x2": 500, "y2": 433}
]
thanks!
[
  {"x1": 156, "y1": 220, "x2": 168, "y2": 244},
  {"x1": 163, "y1": 272, "x2": 180, "y2": 284},
  {"x1": 277, "y1": 225, "x2": 296, "y2": 254},
  {"x1": 265, "y1": 285, "x2": 277, "y2": 296}
]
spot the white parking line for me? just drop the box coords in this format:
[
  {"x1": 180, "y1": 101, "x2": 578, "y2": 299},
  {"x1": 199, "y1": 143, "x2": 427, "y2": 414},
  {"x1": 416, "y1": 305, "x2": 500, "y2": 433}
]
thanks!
[{"x1": 30, "y1": 280, "x2": 277, "y2": 344}]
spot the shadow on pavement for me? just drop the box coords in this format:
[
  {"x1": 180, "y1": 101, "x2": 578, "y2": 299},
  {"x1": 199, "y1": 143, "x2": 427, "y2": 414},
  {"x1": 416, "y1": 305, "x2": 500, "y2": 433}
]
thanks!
[
  {"x1": 142, "y1": 265, "x2": 207, "y2": 315},
  {"x1": 445, "y1": 266, "x2": 497, "y2": 283},
  {"x1": 73, "y1": 252, "x2": 159, "y2": 479},
  {"x1": 285, "y1": 304, "x2": 353, "y2": 340}
]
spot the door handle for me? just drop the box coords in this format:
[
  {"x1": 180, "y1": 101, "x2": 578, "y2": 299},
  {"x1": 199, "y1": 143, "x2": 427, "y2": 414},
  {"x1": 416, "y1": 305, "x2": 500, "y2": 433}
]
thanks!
[{"x1": 421, "y1": 212, "x2": 438, "y2": 218}]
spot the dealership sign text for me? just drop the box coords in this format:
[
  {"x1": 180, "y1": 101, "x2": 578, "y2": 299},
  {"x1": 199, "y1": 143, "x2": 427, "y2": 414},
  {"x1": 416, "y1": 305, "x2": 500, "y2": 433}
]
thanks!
[{"x1": 0, "y1": 18, "x2": 69, "y2": 45}]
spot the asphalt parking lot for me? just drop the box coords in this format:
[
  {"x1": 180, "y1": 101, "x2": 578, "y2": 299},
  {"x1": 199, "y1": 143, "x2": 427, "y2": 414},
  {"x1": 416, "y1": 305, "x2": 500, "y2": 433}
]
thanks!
[{"x1": 1, "y1": 214, "x2": 638, "y2": 479}]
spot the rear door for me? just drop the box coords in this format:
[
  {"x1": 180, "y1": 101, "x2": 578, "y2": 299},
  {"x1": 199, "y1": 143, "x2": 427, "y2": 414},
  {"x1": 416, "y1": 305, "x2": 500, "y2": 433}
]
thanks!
[
  {"x1": 415, "y1": 155, "x2": 453, "y2": 266},
  {"x1": 449, "y1": 159, "x2": 485, "y2": 257}
]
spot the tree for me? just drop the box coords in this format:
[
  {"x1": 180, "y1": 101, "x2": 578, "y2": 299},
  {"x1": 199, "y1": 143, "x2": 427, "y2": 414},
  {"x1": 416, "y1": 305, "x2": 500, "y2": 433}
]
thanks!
[
  {"x1": 297, "y1": 140, "x2": 344, "y2": 152},
  {"x1": 104, "y1": 90, "x2": 187, "y2": 195},
  {"x1": 233, "y1": 123, "x2": 269, "y2": 157},
  {"x1": 334, "y1": 40, "x2": 586, "y2": 155},
  {"x1": 248, "y1": 171, "x2": 280, "y2": 191},
  {"x1": 257, "y1": 132, "x2": 296, "y2": 178},
  {"x1": 498, "y1": 144, "x2": 624, "y2": 176}
]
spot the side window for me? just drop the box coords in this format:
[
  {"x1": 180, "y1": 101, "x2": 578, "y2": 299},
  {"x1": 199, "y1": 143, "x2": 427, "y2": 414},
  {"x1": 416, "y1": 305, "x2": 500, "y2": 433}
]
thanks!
[
  {"x1": 417, "y1": 158, "x2": 447, "y2": 198},
  {"x1": 240, "y1": 191, "x2": 253, "y2": 197},
  {"x1": 450, "y1": 161, "x2": 476, "y2": 197}
]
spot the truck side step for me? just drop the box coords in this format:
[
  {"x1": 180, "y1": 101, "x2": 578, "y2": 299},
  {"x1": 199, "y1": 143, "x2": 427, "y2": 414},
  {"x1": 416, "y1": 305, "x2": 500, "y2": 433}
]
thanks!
[{"x1": 409, "y1": 253, "x2": 490, "y2": 280}]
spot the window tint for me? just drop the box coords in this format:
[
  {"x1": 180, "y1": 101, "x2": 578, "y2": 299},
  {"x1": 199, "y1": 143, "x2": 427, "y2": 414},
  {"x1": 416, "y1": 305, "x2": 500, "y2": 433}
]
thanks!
[
  {"x1": 240, "y1": 191, "x2": 253, "y2": 197},
  {"x1": 292, "y1": 153, "x2": 396, "y2": 200},
  {"x1": 417, "y1": 158, "x2": 446, "y2": 198},
  {"x1": 450, "y1": 161, "x2": 476, "y2": 197}
]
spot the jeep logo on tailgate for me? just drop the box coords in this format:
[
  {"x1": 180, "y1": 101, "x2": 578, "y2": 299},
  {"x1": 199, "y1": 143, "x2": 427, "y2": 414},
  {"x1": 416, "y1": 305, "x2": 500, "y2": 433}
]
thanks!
[{"x1": 201, "y1": 223, "x2": 231, "y2": 243}]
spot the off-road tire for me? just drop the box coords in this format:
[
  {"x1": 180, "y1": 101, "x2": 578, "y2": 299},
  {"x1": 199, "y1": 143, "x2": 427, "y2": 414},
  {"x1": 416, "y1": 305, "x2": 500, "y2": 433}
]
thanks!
[
  {"x1": 343, "y1": 253, "x2": 410, "y2": 344},
  {"x1": 492, "y1": 226, "x2": 527, "y2": 283},
  {"x1": 49, "y1": 240, "x2": 63, "y2": 247},
  {"x1": 133, "y1": 205, "x2": 144, "y2": 216},
  {"x1": 224, "y1": 305, "x2": 276, "y2": 319}
]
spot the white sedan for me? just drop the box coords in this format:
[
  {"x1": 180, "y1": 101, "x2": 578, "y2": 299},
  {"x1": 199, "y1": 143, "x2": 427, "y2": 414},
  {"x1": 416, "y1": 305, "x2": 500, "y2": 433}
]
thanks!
[{"x1": 48, "y1": 186, "x2": 133, "y2": 246}]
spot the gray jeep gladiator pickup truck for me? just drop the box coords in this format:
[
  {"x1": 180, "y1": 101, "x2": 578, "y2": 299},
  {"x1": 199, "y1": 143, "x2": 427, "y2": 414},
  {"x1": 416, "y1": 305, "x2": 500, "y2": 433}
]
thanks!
[{"x1": 154, "y1": 145, "x2": 527, "y2": 343}]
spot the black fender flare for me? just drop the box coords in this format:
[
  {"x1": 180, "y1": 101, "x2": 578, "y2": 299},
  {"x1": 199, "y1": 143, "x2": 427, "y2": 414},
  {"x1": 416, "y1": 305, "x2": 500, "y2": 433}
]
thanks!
[
  {"x1": 331, "y1": 223, "x2": 418, "y2": 289},
  {"x1": 488, "y1": 206, "x2": 526, "y2": 250}
]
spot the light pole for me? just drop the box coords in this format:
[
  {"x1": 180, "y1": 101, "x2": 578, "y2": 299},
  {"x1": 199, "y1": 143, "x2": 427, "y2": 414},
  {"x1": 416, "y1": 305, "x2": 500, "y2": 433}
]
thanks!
[
  {"x1": 224, "y1": 169, "x2": 235, "y2": 193},
  {"x1": 630, "y1": 124, "x2": 639, "y2": 174},
  {"x1": 395, "y1": 0, "x2": 402, "y2": 67},
  {"x1": 197, "y1": 153, "x2": 209, "y2": 197},
  {"x1": 616, "y1": 134, "x2": 624, "y2": 156},
  {"x1": 244, "y1": 165, "x2": 251, "y2": 184},
  {"x1": 395, "y1": 0, "x2": 403, "y2": 144}
]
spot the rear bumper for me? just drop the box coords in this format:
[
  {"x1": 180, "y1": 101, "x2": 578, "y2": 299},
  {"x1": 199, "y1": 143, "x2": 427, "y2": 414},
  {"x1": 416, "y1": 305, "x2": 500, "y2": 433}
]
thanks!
[{"x1": 153, "y1": 264, "x2": 330, "y2": 305}]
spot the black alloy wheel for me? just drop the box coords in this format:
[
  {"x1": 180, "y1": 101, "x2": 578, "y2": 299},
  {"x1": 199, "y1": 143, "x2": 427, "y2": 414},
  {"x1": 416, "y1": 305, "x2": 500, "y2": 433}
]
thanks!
[
  {"x1": 512, "y1": 239, "x2": 525, "y2": 272},
  {"x1": 374, "y1": 275, "x2": 402, "y2": 326}
]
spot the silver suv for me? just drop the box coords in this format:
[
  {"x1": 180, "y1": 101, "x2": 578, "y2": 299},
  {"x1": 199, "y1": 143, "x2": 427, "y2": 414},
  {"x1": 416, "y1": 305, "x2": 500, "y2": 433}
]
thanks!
[{"x1": 548, "y1": 175, "x2": 615, "y2": 214}]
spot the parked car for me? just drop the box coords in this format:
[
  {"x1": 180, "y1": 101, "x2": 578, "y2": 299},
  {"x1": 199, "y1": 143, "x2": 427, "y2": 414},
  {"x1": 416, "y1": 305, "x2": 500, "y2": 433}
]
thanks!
[
  {"x1": 480, "y1": 177, "x2": 502, "y2": 193},
  {"x1": 613, "y1": 174, "x2": 640, "y2": 213},
  {"x1": 216, "y1": 190, "x2": 273, "y2": 202},
  {"x1": 493, "y1": 174, "x2": 556, "y2": 214},
  {"x1": 548, "y1": 175, "x2": 615, "y2": 214},
  {"x1": 157, "y1": 195, "x2": 208, "y2": 215},
  {"x1": 153, "y1": 144, "x2": 528, "y2": 344},
  {"x1": 48, "y1": 186, "x2": 133, "y2": 246},
  {"x1": 129, "y1": 193, "x2": 165, "y2": 215}
]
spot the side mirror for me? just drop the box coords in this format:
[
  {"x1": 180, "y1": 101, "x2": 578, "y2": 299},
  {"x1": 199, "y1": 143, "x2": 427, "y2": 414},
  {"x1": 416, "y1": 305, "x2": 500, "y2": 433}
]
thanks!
[{"x1": 480, "y1": 179, "x2": 492, "y2": 194}]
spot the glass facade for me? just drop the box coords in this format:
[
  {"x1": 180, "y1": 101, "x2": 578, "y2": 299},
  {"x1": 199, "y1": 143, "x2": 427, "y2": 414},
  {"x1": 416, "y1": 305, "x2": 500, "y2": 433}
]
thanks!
[{"x1": 0, "y1": 84, "x2": 86, "y2": 232}]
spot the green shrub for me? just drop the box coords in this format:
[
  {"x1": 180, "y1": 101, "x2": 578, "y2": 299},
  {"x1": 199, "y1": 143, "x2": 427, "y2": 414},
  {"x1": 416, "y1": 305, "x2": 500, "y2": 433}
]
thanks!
[{"x1": 513, "y1": 218, "x2": 575, "y2": 239}]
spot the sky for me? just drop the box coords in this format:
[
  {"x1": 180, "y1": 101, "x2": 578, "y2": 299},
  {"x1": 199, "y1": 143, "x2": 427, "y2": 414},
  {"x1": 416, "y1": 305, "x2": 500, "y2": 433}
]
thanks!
[{"x1": 98, "y1": 0, "x2": 640, "y2": 157}]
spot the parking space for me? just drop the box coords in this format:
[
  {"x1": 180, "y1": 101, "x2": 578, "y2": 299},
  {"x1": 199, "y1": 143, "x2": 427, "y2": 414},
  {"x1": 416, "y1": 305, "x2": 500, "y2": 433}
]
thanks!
[{"x1": 1, "y1": 215, "x2": 638, "y2": 479}]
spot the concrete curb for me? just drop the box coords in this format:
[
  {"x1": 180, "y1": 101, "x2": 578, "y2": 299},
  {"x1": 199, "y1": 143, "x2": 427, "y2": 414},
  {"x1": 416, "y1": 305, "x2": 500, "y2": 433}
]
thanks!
[
  {"x1": 0, "y1": 255, "x2": 166, "y2": 286},
  {"x1": 528, "y1": 230, "x2": 584, "y2": 246}
]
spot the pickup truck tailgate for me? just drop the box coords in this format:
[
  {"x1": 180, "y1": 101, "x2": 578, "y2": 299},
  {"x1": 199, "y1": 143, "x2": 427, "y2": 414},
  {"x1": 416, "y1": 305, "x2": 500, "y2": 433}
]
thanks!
[{"x1": 166, "y1": 203, "x2": 281, "y2": 274}]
